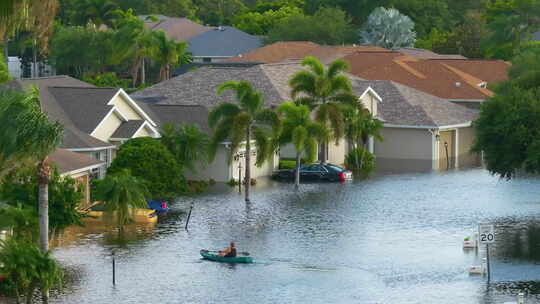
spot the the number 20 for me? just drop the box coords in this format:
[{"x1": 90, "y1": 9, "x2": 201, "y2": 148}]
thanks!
[{"x1": 481, "y1": 233, "x2": 494, "y2": 241}]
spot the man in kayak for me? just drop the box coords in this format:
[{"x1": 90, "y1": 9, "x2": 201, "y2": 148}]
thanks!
[{"x1": 218, "y1": 242, "x2": 237, "y2": 257}]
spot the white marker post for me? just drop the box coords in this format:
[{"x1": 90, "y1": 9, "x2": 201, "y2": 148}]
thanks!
[{"x1": 478, "y1": 223, "x2": 495, "y2": 283}]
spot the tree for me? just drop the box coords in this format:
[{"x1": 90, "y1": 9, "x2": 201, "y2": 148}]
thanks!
[
  {"x1": 359, "y1": 7, "x2": 416, "y2": 50},
  {"x1": 277, "y1": 102, "x2": 326, "y2": 187},
  {"x1": 151, "y1": 30, "x2": 190, "y2": 81},
  {"x1": 94, "y1": 169, "x2": 149, "y2": 230},
  {"x1": 193, "y1": 0, "x2": 246, "y2": 26},
  {"x1": 73, "y1": 0, "x2": 119, "y2": 28},
  {"x1": 0, "y1": 205, "x2": 38, "y2": 242},
  {"x1": 0, "y1": 238, "x2": 63, "y2": 304},
  {"x1": 233, "y1": 5, "x2": 304, "y2": 35},
  {"x1": 483, "y1": 0, "x2": 540, "y2": 59},
  {"x1": 265, "y1": 7, "x2": 356, "y2": 45},
  {"x1": 0, "y1": 0, "x2": 58, "y2": 51},
  {"x1": 209, "y1": 81, "x2": 279, "y2": 202},
  {"x1": 343, "y1": 104, "x2": 383, "y2": 173},
  {"x1": 160, "y1": 123, "x2": 211, "y2": 173},
  {"x1": 0, "y1": 52, "x2": 9, "y2": 83},
  {"x1": 388, "y1": 0, "x2": 452, "y2": 39},
  {"x1": 107, "y1": 137, "x2": 186, "y2": 199},
  {"x1": 289, "y1": 56, "x2": 357, "y2": 162},
  {"x1": 0, "y1": 166, "x2": 85, "y2": 232}
]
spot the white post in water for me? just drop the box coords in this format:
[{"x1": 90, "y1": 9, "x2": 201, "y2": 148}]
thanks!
[{"x1": 478, "y1": 223, "x2": 495, "y2": 283}]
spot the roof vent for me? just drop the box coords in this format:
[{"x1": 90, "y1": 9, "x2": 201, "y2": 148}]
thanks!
[
  {"x1": 478, "y1": 81, "x2": 488, "y2": 88},
  {"x1": 455, "y1": 82, "x2": 461, "y2": 87}
]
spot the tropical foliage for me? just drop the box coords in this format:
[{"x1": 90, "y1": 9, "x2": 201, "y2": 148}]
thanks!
[
  {"x1": 359, "y1": 7, "x2": 416, "y2": 49},
  {"x1": 0, "y1": 88, "x2": 63, "y2": 179},
  {"x1": 0, "y1": 53, "x2": 9, "y2": 83},
  {"x1": 160, "y1": 123, "x2": 211, "y2": 172},
  {"x1": 0, "y1": 167, "x2": 85, "y2": 231},
  {"x1": 345, "y1": 147, "x2": 375, "y2": 176},
  {"x1": 94, "y1": 169, "x2": 149, "y2": 230},
  {"x1": 0, "y1": 238, "x2": 63, "y2": 303},
  {"x1": 107, "y1": 137, "x2": 186, "y2": 199},
  {"x1": 289, "y1": 56, "x2": 356, "y2": 162},
  {"x1": 473, "y1": 47, "x2": 540, "y2": 179},
  {"x1": 209, "y1": 81, "x2": 279, "y2": 202},
  {"x1": 277, "y1": 102, "x2": 326, "y2": 187}
]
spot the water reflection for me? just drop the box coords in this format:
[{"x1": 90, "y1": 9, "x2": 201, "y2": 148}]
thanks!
[{"x1": 43, "y1": 169, "x2": 540, "y2": 304}]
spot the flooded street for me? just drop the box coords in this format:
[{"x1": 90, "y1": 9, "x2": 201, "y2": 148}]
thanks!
[{"x1": 49, "y1": 169, "x2": 540, "y2": 304}]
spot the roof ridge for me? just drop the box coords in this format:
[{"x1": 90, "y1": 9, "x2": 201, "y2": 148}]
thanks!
[{"x1": 48, "y1": 86, "x2": 117, "y2": 89}]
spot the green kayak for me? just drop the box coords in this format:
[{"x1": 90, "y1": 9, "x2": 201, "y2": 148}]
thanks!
[{"x1": 200, "y1": 250, "x2": 253, "y2": 264}]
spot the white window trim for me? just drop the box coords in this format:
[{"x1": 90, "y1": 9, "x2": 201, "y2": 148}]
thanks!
[
  {"x1": 107, "y1": 89, "x2": 157, "y2": 127},
  {"x1": 359, "y1": 86, "x2": 383, "y2": 103},
  {"x1": 89, "y1": 107, "x2": 129, "y2": 136}
]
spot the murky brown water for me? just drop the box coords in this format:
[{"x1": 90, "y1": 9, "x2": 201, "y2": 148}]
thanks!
[{"x1": 43, "y1": 169, "x2": 540, "y2": 304}]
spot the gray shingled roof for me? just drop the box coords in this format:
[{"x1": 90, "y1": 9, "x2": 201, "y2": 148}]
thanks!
[
  {"x1": 359, "y1": 80, "x2": 479, "y2": 127},
  {"x1": 49, "y1": 148, "x2": 104, "y2": 174},
  {"x1": 187, "y1": 26, "x2": 263, "y2": 58},
  {"x1": 2, "y1": 77, "x2": 113, "y2": 150},
  {"x1": 148, "y1": 104, "x2": 210, "y2": 133},
  {"x1": 133, "y1": 62, "x2": 477, "y2": 129},
  {"x1": 132, "y1": 65, "x2": 284, "y2": 108},
  {"x1": 47, "y1": 87, "x2": 118, "y2": 133},
  {"x1": 111, "y1": 120, "x2": 145, "y2": 138}
]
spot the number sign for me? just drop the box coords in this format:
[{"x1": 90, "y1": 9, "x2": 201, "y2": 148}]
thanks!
[{"x1": 478, "y1": 224, "x2": 495, "y2": 244}]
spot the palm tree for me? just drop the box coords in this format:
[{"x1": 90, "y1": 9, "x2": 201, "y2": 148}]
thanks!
[
  {"x1": 95, "y1": 170, "x2": 150, "y2": 231},
  {"x1": 0, "y1": 0, "x2": 58, "y2": 51},
  {"x1": 209, "y1": 81, "x2": 279, "y2": 202},
  {"x1": 343, "y1": 104, "x2": 383, "y2": 172},
  {"x1": 160, "y1": 123, "x2": 211, "y2": 173},
  {"x1": 151, "y1": 30, "x2": 190, "y2": 81},
  {"x1": 0, "y1": 238, "x2": 63, "y2": 304},
  {"x1": 76, "y1": 0, "x2": 118, "y2": 28},
  {"x1": 289, "y1": 56, "x2": 357, "y2": 162},
  {"x1": 277, "y1": 102, "x2": 327, "y2": 188},
  {"x1": 0, "y1": 88, "x2": 62, "y2": 267}
]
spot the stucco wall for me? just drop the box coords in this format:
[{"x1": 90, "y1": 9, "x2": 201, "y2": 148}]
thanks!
[
  {"x1": 327, "y1": 138, "x2": 347, "y2": 166},
  {"x1": 374, "y1": 127, "x2": 434, "y2": 172},
  {"x1": 92, "y1": 112, "x2": 123, "y2": 142},
  {"x1": 110, "y1": 93, "x2": 142, "y2": 120},
  {"x1": 457, "y1": 127, "x2": 481, "y2": 168},
  {"x1": 184, "y1": 145, "x2": 231, "y2": 182}
]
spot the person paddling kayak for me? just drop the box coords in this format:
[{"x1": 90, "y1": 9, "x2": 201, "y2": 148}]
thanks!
[{"x1": 218, "y1": 242, "x2": 237, "y2": 258}]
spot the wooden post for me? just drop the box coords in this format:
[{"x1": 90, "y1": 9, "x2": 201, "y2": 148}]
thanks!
[
  {"x1": 185, "y1": 203, "x2": 194, "y2": 230},
  {"x1": 112, "y1": 250, "x2": 116, "y2": 286}
]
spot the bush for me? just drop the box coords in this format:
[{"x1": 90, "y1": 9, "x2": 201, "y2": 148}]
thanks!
[
  {"x1": 83, "y1": 72, "x2": 131, "y2": 90},
  {"x1": 227, "y1": 178, "x2": 239, "y2": 187},
  {"x1": 279, "y1": 159, "x2": 297, "y2": 169},
  {"x1": 345, "y1": 147, "x2": 376, "y2": 177},
  {"x1": 0, "y1": 167, "x2": 85, "y2": 230},
  {"x1": 185, "y1": 180, "x2": 209, "y2": 194},
  {"x1": 108, "y1": 137, "x2": 186, "y2": 199}
]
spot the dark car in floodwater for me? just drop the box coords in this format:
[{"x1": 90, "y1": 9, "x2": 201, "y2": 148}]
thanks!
[{"x1": 272, "y1": 163, "x2": 353, "y2": 182}]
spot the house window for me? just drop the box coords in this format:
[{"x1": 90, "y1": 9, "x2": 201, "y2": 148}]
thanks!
[
  {"x1": 93, "y1": 151, "x2": 101, "y2": 160},
  {"x1": 203, "y1": 57, "x2": 212, "y2": 63}
]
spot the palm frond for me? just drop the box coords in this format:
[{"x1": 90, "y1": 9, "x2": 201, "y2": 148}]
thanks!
[
  {"x1": 301, "y1": 56, "x2": 325, "y2": 76},
  {"x1": 330, "y1": 75, "x2": 353, "y2": 93},
  {"x1": 208, "y1": 102, "x2": 240, "y2": 129},
  {"x1": 292, "y1": 126, "x2": 308, "y2": 152},
  {"x1": 327, "y1": 59, "x2": 349, "y2": 78},
  {"x1": 289, "y1": 71, "x2": 317, "y2": 99}
]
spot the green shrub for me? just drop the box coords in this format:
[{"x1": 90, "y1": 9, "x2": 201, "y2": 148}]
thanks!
[
  {"x1": 345, "y1": 147, "x2": 376, "y2": 177},
  {"x1": 83, "y1": 72, "x2": 130, "y2": 89},
  {"x1": 108, "y1": 137, "x2": 186, "y2": 199},
  {"x1": 279, "y1": 159, "x2": 297, "y2": 169},
  {"x1": 227, "y1": 178, "x2": 239, "y2": 187},
  {"x1": 185, "y1": 180, "x2": 209, "y2": 194}
]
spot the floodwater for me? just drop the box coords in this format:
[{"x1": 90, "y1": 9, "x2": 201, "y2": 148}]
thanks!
[{"x1": 46, "y1": 169, "x2": 540, "y2": 304}]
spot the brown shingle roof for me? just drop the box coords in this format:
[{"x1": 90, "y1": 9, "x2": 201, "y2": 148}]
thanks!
[
  {"x1": 146, "y1": 17, "x2": 212, "y2": 42},
  {"x1": 224, "y1": 41, "x2": 386, "y2": 64},
  {"x1": 49, "y1": 149, "x2": 104, "y2": 174},
  {"x1": 397, "y1": 48, "x2": 467, "y2": 60},
  {"x1": 342, "y1": 51, "x2": 509, "y2": 100}
]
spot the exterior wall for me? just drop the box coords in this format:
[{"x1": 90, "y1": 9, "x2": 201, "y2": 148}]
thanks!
[
  {"x1": 184, "y1": 145, "x2": 231, "y2": 182},
  {"x1": 374, "y1": 127, "x2": 434, "y2": 172},
  {"x1": 327, "y1": 138, "x2": 347, "y2": 166},
  {"x1": 110, "y1": 94, "x2": 143, "y2": 120},
  {"x1": 93, "y1": 112, "x2": 123, "y2": 142},
  {"x1": 133, "y1": 125, "x2": 153, "y2": 138},
  {"x1": 438, "y1": 130, "x2": 456, "y2": 170},
  {"x1": 359, "y1": 91, "x2": 378, "y2": 116},
  {"x1": 457, "y1": 127, "x2": 481, "y2": 168}
]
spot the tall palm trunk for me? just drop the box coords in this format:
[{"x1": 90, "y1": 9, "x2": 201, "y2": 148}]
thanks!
[
  {"x1": 141, "y1": 58, "x2": 146, "y2": 85},
  {"x1": 295, "y1": 152, "x2": 301, "y2": 188},
  {"x1": 244, "y1": 126, "x2": 251, "y2": 202},
  {"x1": 37, "y1": 157, "x2": 50, "y2": 304}
]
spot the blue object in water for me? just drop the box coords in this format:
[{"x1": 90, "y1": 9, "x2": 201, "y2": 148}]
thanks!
[{"x1": 147, "y1": 199, "x2": 170, "y2": 213}]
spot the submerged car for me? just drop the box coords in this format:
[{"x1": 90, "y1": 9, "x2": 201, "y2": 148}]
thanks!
[{"x1": 272, "y1": 163, "x2": 353, "y2": 182}]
